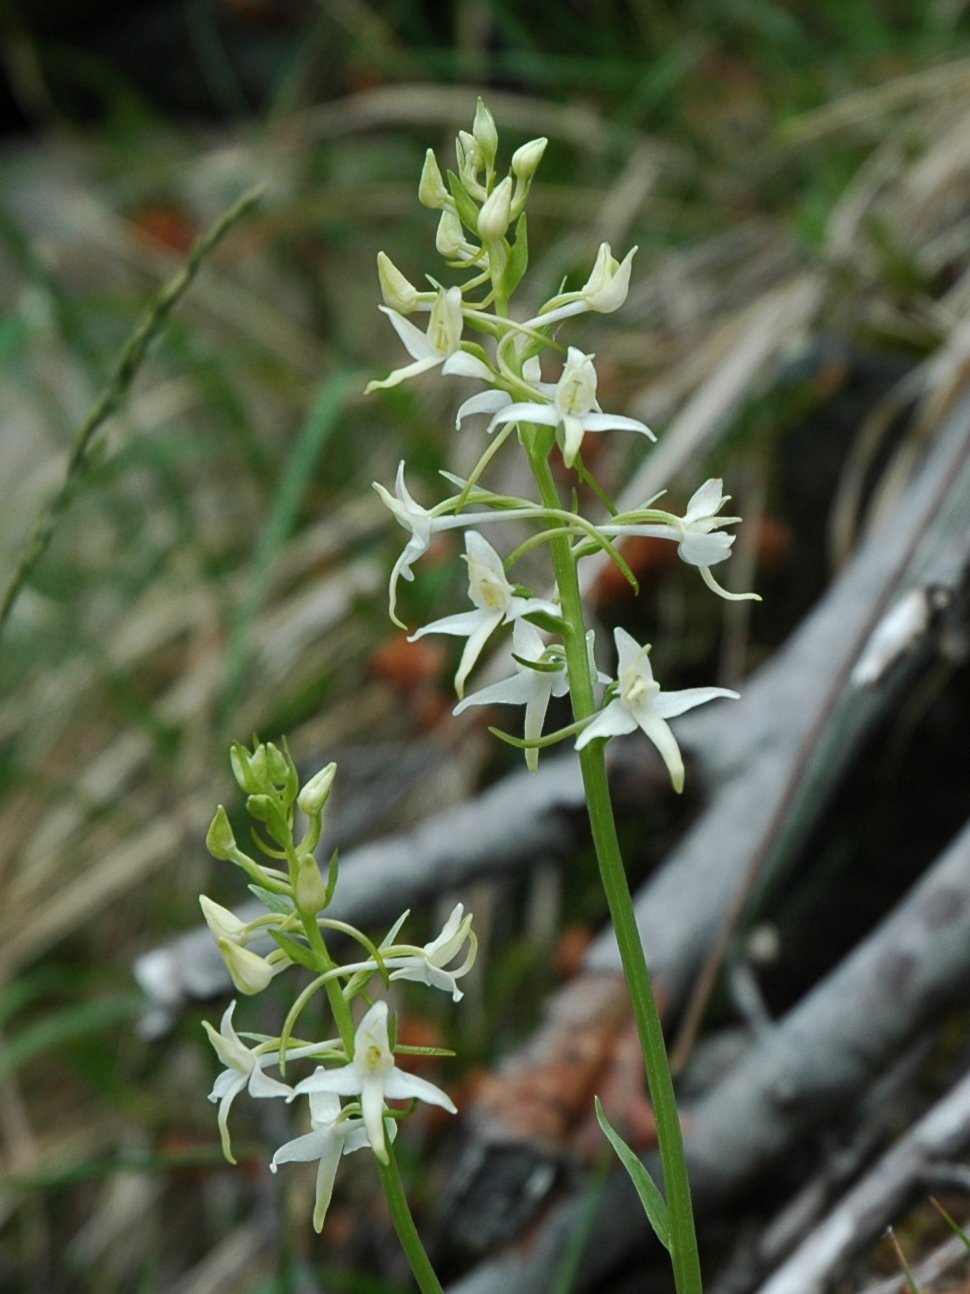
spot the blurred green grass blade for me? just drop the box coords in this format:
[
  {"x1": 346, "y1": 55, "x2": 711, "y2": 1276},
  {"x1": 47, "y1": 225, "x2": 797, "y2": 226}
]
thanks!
[
  {"x1": 0, "y1": 992, "x2": 144, "y2": 1081},
  {"x1": 594, "y1": 1094, "x2": 671, "y2": 1252},
  {"x1": 0, "y1": 185, "x2": 263, "y2": 638},
  {"x1": 218, "y1": 370, "x2": 360, "y2": 731}
]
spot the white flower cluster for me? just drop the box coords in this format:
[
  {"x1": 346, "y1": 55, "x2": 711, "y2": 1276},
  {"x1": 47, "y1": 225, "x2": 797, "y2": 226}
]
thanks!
[
  {"x1": 200, "y1": 742, "x2": 475, "y2": 1233},
  {"x1": 367, "y1": 101, "x2": 756, "y2": 790}
]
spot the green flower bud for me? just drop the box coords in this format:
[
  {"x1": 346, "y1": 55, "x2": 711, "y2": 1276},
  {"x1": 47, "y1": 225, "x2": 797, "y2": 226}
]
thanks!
[
  {"x1": 477, "y1": 176, "x2": 513, "y2": 243},
  {"x1": 473, "y1": 98, "x2": 498, "y2": 169},
  {"x1": 295, "y1": 852, "x2": 328, "y2": 915},
  {"x1": 246, "y1": 793, "x2": 289, "y2": 844},
  {"x1": 264, "y1": 742, "x2": 292, "y2": 788},
  {"x1": 418, "y1": 149, "x2": 450, "y2": 210},
  {"x1": 206, "y1": 805, "x2": 236, "y2": 860},
  {"x1": 297, "y1": 762, "x2": 337, "y2": 817}
]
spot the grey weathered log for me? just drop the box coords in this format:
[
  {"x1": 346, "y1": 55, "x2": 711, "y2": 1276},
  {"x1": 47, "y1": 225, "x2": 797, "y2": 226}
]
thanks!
[
  {"x1": 752, "y1": 1059, "x2": 970, "y2": 1294},
  {"x1": 444, "y1": 813, "x2": 970, "y2": 1294}
]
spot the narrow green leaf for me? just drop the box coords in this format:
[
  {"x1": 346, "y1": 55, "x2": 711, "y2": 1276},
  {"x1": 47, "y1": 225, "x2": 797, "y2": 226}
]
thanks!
[
  {"x1": 269, "y1": 929, "x2": 319, "y2": 972},
  {"x1": 594, "y1": 1095, "x2": 671, "y2": 1251}
]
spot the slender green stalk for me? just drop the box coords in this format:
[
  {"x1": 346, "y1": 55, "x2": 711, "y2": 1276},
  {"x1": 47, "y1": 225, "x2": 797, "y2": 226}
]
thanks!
[
  {"x1": 528, "y1": 445, "x2": 703, "y2": 1294},
  {"x1": 376, "y1": 1149, "x2": 444, "y2": 1294}
]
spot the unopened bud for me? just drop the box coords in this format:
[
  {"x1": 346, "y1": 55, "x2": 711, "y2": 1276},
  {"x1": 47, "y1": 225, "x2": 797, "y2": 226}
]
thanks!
[
  {"x1": 377, "y1": 252, "x2": 422, "y2": 313},
  {"x1": 295, "y1": 852, "x2": 328, "y2": 915},
  {"x1": 511, "y1": 136, "x2": 547, "y2": 182},
  {"x1": 297, "y1": 762, "x2": 337, "y2": 817},
  {"x1": 206, "y1": 806, "x2": 236, "y2": 861},
  {"x1": 436, "y1": 209, "x2": 468, "y2": 259},
  {"x1": 230, "y1": 742, "x2": 267, "y2": 794},
  {"x1": 418, "y1": 149, "x2": 450, "y2": 210},
  {"x1": 477, "y1": 176, "x2": 513, "y2": 242},
  {"x1": 457, "y1": 130, "x2": 483, "y2": 174},
  {"x1": 218, "y1": 938, "x2": 276, "y2": 996},
  {"x1": 582, "y1": 243, "x2": 637, "y2": 313},
  {"x1": 200, "y1": 894, "x2": 247, "y2": 944},
  {"x1": 264, "y1": 742, "x2": 292, "y2": 787}
]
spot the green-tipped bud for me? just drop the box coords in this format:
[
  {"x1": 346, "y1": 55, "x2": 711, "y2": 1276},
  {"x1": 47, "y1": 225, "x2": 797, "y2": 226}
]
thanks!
[
  {"x1": 473, "y1": 98, "x2": 498, "y2": 169},
  {"x1": 477, "y1": 176, "x2": 513, "y2": 243},
  {"x1": 245, "y1": 793, "x2": 289, "y2": 845},
  {"x1": 264, "y1": 742, "x2": 292, "y2": 788},
  {"x1": 295, "y1": 851, "x2": 328, "y2": 915},
  {"x1": 200, "y1": 894, "x2": 248, "y2": 944},
  {"x1": 230, "y1": 741, "x2": 268, "y2": 794},
  {"x1": 218, "y1": 938, "x2": 276, "y2": 995},
  {"x1": 297, "y1": 762, "x2": 337, "y2": 817},
  {"x1": 418, "y1": 149, "x2": 450, "y2": 210},
  {"x1": 436, "y1": 208, "x2": 469, "y2": 260},
  {"x1": 511, "y1": 136, "x2": 547, "y2": 182},
  {"x1": 377, "y1": 252, "x2": 423, "y2": 313},
  {"x1": 206, "y1": 805, "x2": 236, "y2": 860}
]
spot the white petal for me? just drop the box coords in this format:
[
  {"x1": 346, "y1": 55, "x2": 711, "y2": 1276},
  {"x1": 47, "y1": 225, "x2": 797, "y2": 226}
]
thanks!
[
  {"x1": 486, "y1": 401, "x2": 559, "y2": 434},
  {"x1": 366, "y1": 355, "x2": 442, "y2": 392},
  {"x1": 632, "y1": 706, "x2": 685, "y2": 792},
  {"x1": 678, "y1": 531, "x2": 734, "y2": 566},
  {"x1": 409, "y1": 608, "x2": 490, "y2": 640},
  {"x1": 613, "y1": 626, "x2": 654, "y2": 684},
  {"x1": 293, "y1": 1063, "x2": 363, "y2": 1099},
  {"x1": 454, "y1": 610, "x2": 503, "y2": 696},
  {"x1": 441, "y1": 352, "x2": 494, "y2": 381},
  {"x1": 574, "y1": 699, "x2": 639, "y2": 749},
  {"x1": 271, "y1": 1127, "x2": 336, "y2": 1169},
  {"x1": 379, "y1": 306, "x2": 438, "y2": 361},
  {"x1": 580, "y1": 412, "x2": 656, "y2": 440},
  {"x1": 685, "y1": 478, "x2": 725, "y2": 521},
  {"x1": 453, "y1": 672, "x2": 535, "y2": 714},
  {"x1": 360, "y1": 1073, "x2": 388, "y2": 1162},
  {"x1": 456, "y1": 389, "x2": 511, "y2": 428},
  {"x1": 248, "y1": 1065, "x2": 294, "y2": 1100},
  {"x1": 652, "y1": 686, "x2": 739, "y2": 720},
  {"x1": 382, "y1": 1067, "x2": 457, "y2": 1114}
]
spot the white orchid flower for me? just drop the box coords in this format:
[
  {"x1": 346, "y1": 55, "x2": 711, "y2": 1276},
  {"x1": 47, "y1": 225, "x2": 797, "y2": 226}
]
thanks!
[
  {"x1": 270, "y1": 1086, "x2": 381, "y2": 1233},
  {"x1": 409, "y1": 530, "x2": 560, "y2": 697},
  {"x1": 486, "y1": 347, "x2": 655, "y2": 468},
  {"x1": 576, "y1": 627, "x2": 739, "y2": 793},
  {"x1": 600, "y1": 480, "x2": 760, "y2": 602},
  {"x1": 373, "y1": 463, "x2": 541, "y2": 628},
  {"x1": 523, "y1": 243, "x2": 638, "y2": 329},
  {"x1": 454, "y1": 620, "x2": 571, "y2": 772},
  {"x1": 292, "y1": 1001, "x2": 456, "y2": 1164},
  {"x1": 385, "y1": 902, "x2": 477, "y2": 1001},
  {"x1": 203, "y1": 1002, "x2": 328, "y2": 1163},
  {"x1": 365, "y1": 286, "x2": 492, "y2": 393}
]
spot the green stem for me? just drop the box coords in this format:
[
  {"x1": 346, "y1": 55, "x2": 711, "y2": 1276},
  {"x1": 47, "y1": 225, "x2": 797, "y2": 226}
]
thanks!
[
  {"x1": 376, "y1": 1148, "x2": 444, "y2": 1294},
  {"x1": 528, "y1": 445, "x2": 703, "y2": 1294}
]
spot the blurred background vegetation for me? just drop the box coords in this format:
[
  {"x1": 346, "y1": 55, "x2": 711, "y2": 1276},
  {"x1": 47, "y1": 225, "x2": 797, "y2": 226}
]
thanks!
[{"x1": 2, "y1": 1, "x2": 970, "y2": 1290}]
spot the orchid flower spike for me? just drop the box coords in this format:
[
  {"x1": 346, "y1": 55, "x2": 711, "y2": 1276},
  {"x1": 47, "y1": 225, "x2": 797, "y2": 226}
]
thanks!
[
  {"x1": 409, "y1": 531, "x2": 560, "y2": 697},
  {"x1": 365, "y1": 286, "x2": 491, "y2": 393},
  {"x1": 291, "y1": 1001, "x2": 456, "y2": 1164},
  {"x1": 576, "y1": 627, "x2": 739, "y2": 793},
  {"x1": 486, "y1": 347, "x2": 655, "y2": 468}
]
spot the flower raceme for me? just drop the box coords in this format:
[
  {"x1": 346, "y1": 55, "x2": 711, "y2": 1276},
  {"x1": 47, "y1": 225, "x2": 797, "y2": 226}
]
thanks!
[{"x1": 576, "y1": 627, "x2": 740, "y2": 793}]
